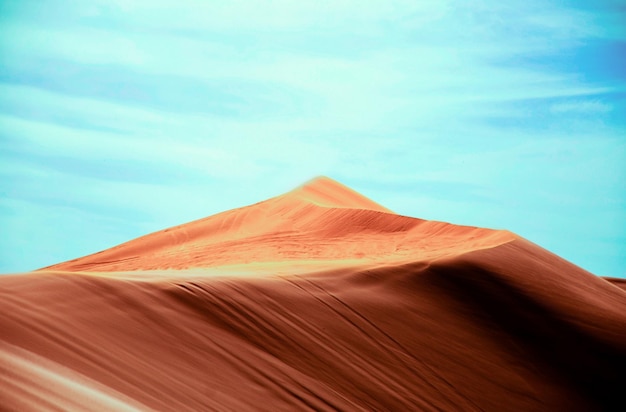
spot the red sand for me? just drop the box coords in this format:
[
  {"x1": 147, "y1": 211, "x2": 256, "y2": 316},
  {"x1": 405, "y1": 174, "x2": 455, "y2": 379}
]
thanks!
[{"x1": 2, "y1": 176, "x2": 625, "y2": 411}]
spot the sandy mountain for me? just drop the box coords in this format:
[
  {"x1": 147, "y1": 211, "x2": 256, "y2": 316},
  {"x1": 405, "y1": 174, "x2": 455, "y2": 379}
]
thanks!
[
  {"x1": 2, "y1": 176, "x2": 625, "y2": 411},
  {"x1": 41, "y1": 176, "x2": 511, "y2": 272}
]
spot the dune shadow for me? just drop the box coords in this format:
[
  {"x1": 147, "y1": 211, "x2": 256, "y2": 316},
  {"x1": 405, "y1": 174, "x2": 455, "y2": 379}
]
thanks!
[{"x1": 424, "y1": 260, "x2": 626, "y2": 411}]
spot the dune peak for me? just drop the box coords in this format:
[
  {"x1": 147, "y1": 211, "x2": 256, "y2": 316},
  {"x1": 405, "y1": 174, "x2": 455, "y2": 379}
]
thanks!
[{"x1": 285, "y1": 176, "x2": 393, "y2": 213}]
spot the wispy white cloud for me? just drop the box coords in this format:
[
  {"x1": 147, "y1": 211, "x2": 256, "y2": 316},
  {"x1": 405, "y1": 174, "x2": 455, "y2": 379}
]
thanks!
[{"x1": 550, "y1": 99, "x2": 613, "y2": 113}]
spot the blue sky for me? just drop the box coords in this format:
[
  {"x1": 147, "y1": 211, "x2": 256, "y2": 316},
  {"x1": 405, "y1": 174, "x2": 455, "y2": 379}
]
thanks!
[{"x1": 1, "y1": 0, "x2": 624, "y2": 277}]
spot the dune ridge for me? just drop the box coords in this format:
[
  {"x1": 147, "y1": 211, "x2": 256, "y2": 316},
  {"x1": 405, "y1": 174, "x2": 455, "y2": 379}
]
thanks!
[
  {"x1": 41, "y1": 177, "x2": 512, "y2": 272},
  {"x1": 2, "y1": 176, "x2": 625, "y2": 411}
]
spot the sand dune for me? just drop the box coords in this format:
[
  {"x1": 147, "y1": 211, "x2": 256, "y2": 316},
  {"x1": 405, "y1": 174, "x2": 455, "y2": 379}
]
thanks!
[
  {"x1": 41, "y1": 177, "x2": 511, "y2": 272},
  {"x1": 2, "y1": 177, "x2": 625, "y2": 411}
]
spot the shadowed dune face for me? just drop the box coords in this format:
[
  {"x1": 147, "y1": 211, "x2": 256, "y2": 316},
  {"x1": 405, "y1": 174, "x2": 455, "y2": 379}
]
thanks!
[{"x1": 2, "y1": 176, "x2": 626, "y2": 411}]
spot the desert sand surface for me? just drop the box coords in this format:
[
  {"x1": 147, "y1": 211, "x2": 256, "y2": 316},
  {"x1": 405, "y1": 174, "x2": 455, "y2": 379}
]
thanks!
[{"x1": 2, "y1": 176, "x2": 625, "y2": 411}]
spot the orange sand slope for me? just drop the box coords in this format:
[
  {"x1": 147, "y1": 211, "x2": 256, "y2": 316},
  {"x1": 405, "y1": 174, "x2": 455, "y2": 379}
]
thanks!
[
  {"x1": 42, "y1": 176, "x2": 512, "y2": 272},
  {"x1": 2, "y1": 177, "x2": 626, "y2": 411}
]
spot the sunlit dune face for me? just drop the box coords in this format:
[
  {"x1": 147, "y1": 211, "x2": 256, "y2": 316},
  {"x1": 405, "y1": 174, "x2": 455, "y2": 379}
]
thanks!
[
  {"x1": 42, "y1": 176, "x2": 515, "y2": 273},
  {"x1": 287, "y1": 175, "x2": 393, "y2": 212}
]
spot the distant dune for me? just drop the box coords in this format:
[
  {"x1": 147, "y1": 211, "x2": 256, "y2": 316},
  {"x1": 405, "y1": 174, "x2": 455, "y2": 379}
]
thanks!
[{"x1": 2, "y1": 177, "x2": 625, "y2": 411}]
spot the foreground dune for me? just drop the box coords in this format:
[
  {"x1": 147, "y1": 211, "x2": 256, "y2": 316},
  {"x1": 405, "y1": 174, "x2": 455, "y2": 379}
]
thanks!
[{"x1": 2, "y1": 177, "x2": 625, "y2": 411}]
